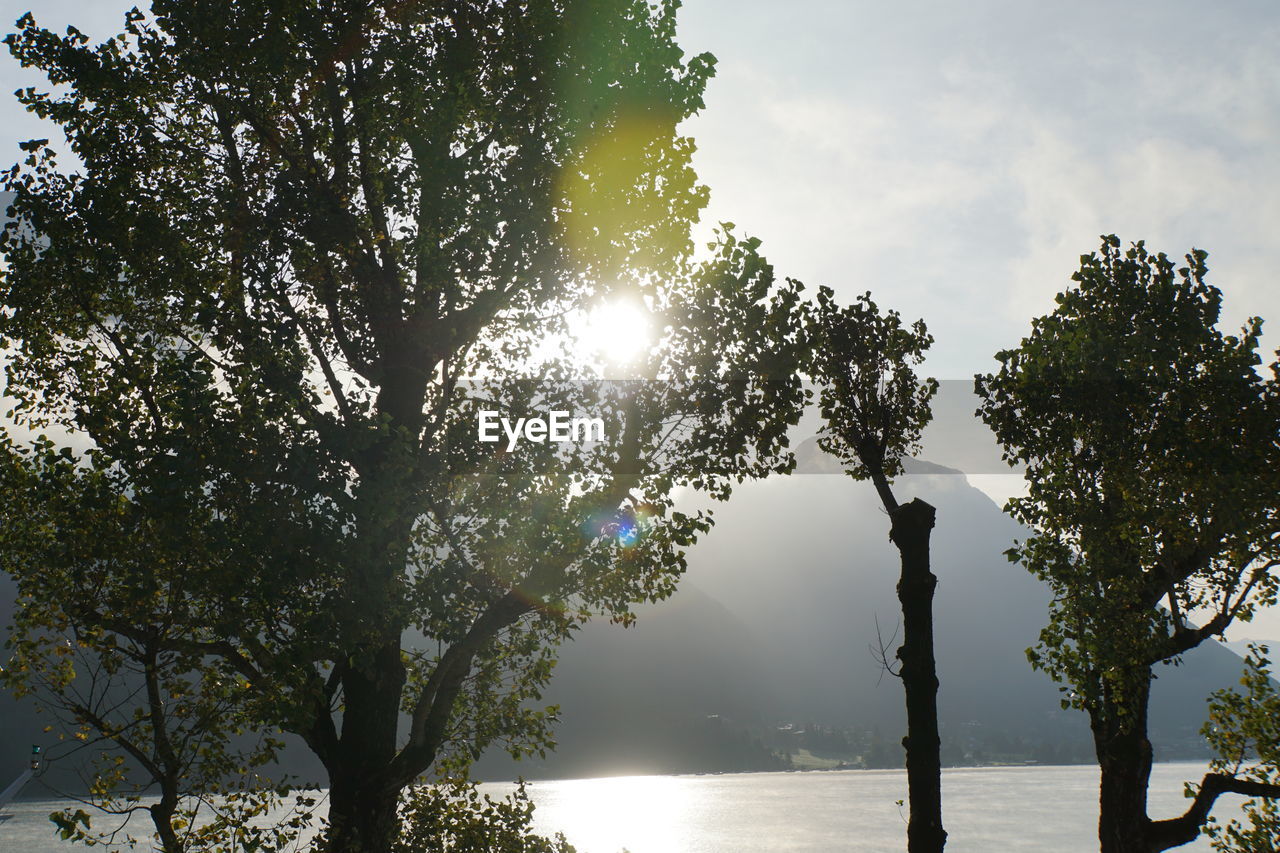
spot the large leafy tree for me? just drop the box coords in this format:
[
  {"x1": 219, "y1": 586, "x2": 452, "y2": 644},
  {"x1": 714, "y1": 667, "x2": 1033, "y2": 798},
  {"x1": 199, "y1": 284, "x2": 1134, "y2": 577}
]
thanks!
[
  {"x1": 0, "y1": 4, "x2": 808, "y2": 851},
  {"x1": 811, "y1": 288, "x2": 944, "y2": 853},
  {"x1": 975, "y1": 236, "x2": 1280, "y2": 853}
]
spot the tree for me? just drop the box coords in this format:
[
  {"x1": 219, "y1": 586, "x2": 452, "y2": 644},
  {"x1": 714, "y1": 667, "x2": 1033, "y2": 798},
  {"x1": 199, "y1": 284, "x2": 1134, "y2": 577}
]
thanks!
[
  {"x1": 1200, "y1": 644, "x2": 1280, "y2": 852},
  {"x1": 811, "y1": 287, "x2": 945, "y2": 853},
  {"x1": 0, "y1": 435, "x2": 319, "y2": 853},
  {"x1": 0, "y1": 3, "x2": 809, "y2": 851},
  {"x1": 975, "y1": 236, "x2": 1280, "y2": 852}
]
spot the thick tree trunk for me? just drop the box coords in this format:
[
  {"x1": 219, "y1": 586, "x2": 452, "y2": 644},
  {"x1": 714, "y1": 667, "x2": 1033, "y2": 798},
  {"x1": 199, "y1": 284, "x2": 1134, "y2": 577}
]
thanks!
[
  {"x1": 323, "y1": 640, "x2": 410, "y2": 853},
  {"x1": 1091, "y1": 676, "x2": 1155, "y2": 853},
  {"x1": 320, "y1": 400, "x2": 422, "y2": 853},
  {"x1": 326, "y1": 773, "x2": 402, "y2": 853},
  {"x1": 889, "y1": 498, "x2": 946, "y2": 853},
  {"x1": 1087, "y1": 672, "x2": 1280, "y2": 851}
]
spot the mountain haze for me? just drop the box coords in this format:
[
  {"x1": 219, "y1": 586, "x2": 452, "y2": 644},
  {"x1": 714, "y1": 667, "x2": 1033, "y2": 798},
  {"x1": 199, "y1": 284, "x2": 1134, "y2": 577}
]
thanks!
[
  {"x1": 0, "y1": 440, "x2": 1254, "y2": 787},
  {"x1": 476, "y1": 439, "x2": 1251, "y2": 779}
]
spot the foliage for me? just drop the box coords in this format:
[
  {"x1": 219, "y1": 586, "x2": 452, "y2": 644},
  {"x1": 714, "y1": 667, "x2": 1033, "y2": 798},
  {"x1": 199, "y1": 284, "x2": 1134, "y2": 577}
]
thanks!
[
  {"x1": 0, "y1": 2, "x2": 809, "y2": 850},
  {"x1": 975, "y1": 235, "x2": 1280, "y2": 726},
  {"x1": 812, "y1": 287, "x2": 937, "y2": 498},
  {"x1": 1200, "y1": 644, "x2": 1280, "y2": 852},
  {"x1": 0, "y1": 434, "x2": 320, "y2": 852},
  {"x1": 393, "y1": 778, "x2": 575, "y2": 853}
]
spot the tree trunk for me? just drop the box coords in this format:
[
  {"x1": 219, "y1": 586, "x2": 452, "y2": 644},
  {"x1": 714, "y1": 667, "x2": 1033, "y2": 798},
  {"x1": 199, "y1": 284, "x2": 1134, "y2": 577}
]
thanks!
[
  {"x1": 1085, "y1": 672, "x2": 1280, "y2": 852},
  {"x1": 889, "y1": 498, "x2": 946, "y2": 853},
  {"x1": 320, "y1": 406, "x2": 422, "y2": 853},
  {"x1": 326, "y1": 774, "x2": 402, "y2": 853},
  {"x1": 1091, "y1": 675, "x2": 1154, "y2": 853},
  {"x1": 324, "y1": 640, "x2": 410, "y2": 853},
  {"x1": 149, "y1": 788, "x2": 183, "y2": 853}
]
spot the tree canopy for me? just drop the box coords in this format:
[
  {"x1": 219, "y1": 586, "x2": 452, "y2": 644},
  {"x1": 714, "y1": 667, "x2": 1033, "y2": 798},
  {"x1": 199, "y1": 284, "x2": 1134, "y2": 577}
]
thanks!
[
  {"x1": 0, "y1": 3, "x2": 809, "y2": 850},
  {"x1": 976, "y1": 235, "x2": 1280, "y2": 852}
]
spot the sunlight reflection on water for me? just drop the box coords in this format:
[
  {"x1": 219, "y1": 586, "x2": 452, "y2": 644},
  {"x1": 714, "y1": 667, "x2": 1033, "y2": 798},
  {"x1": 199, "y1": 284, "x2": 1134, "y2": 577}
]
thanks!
[
  {"x1": 5, "y1": 763, "x2": 1225, "y2": 852},
  {"x1": 479, "y1": 763, "x2": 1220, "y2": 853}
]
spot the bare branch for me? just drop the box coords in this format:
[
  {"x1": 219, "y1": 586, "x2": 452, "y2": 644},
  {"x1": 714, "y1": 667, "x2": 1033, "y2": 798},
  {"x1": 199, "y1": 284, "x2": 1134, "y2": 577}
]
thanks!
[{"x1": 870, "y1": 614, "x2": 903, "y2": 684}]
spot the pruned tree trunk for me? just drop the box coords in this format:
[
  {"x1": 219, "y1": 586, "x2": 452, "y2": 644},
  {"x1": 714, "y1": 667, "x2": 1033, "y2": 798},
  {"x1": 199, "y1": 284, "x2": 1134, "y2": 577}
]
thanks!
[{"x1": 889, "y1": 497, "x2": 946, "y2": 853}]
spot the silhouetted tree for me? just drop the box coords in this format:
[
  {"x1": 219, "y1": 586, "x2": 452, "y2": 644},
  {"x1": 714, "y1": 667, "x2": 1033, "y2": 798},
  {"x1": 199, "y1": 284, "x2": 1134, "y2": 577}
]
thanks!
[
  {"x1": 0, "y1": 3, "x2": 809, "y2": 851},
  {"x1": 976, "y1": 236, "x2": 1280, "y2": 852},
  {"x1": 0, "y1": 442, "x2": 319, "y2": 852},
  {"x1": 811, "y1": 288, "x2": 944, "y2": 853}
]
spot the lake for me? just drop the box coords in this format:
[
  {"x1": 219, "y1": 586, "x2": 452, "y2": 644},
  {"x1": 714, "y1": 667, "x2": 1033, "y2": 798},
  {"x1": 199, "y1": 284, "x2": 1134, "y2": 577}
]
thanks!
[{"x1": 2, "y1": 763, "x2": 1232, "y2": 851}]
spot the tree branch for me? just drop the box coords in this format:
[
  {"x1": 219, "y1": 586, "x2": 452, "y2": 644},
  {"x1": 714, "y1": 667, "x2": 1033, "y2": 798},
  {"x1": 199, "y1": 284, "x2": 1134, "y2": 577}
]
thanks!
[
  {"x1": 1148, "y1": 558, "x2": 1279, "y2": 665},
  {"x1": 385, "y1": 589, "x2": 534, "y2": 788},
  {"x1": 1150, "y1": 773, "x2": 1280, "y2": 850}
]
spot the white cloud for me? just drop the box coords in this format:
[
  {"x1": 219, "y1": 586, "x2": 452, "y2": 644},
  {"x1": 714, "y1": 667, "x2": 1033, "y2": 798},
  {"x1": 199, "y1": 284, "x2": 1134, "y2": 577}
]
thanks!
[
  {"x1": 1005, "y1": 124, "x2": 1280, "y2": 350},
  {"x1": 683, "y1": 1, "x2": 1280, "y2": 374}
]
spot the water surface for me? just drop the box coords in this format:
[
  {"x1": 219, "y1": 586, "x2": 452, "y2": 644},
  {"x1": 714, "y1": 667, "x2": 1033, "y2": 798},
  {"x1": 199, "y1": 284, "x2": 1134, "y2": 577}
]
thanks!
[{"x1": 2, "y1": 763, "x2": 1231, "y2": 851}]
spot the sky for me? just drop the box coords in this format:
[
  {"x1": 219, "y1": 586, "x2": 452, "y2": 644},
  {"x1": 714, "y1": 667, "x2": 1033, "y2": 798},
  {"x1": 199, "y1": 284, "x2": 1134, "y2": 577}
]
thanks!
[
  {"x1": 1, "y1": 1, "x2": 1275, "y2": 374},
  {"x1": 683, "y1": 0, "x2": 1280, "y2": 640},
  {"x1": 0, "y1": 1, "x2": 1277, "y2": 639},
  {"x1": 677, "y1": 0, "x2": 1280, "y2": 380}
]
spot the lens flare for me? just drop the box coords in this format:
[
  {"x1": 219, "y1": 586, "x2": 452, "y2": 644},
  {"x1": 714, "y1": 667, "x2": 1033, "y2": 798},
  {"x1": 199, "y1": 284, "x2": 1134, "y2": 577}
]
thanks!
[
  {"x1": 615, "y1": 519, "x2": 640, "y2": 547},
  {"x1": 583, "y1": 507, "x2": 650, "y2": 548},
  {"x1": 574, "y1": 299, "x2": 651, "y2": 365}
]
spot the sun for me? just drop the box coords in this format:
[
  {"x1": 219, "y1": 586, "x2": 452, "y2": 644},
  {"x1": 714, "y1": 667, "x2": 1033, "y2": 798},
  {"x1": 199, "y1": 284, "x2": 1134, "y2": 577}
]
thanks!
[{"x1": 572, "y1": 298, "x2": 652, "y2": 366}]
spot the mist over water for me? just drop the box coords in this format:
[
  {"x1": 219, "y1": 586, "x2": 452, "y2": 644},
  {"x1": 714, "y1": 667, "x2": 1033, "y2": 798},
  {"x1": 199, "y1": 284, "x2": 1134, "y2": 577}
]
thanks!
[{"x1": 3, "y1": 763, "x2": 1223, "y2": 852}]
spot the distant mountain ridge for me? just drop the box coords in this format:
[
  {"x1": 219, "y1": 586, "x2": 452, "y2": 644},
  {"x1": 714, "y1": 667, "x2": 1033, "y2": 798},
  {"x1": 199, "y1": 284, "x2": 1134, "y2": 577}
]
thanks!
[
  {"x1": 475, "y1": 438, "x2": 1253, "y2": 779},
  {"x1": 1, "y1": 439, "x2": 1255, "y2": 787}
]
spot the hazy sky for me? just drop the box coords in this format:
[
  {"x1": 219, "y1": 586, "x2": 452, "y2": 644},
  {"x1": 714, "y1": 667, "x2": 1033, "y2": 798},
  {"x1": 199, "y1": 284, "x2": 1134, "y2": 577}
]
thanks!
[
  {"x1": 689, "y1": 0, "x2": 1280, "y2": 637},
  {"x1": 0, "y1": 2, "x2": 1277, "y2": 637},
  {"x1": 2, "y1": 1, "x2": 1275, "y2": 376},
  {"x1": 678, "y1": 0, "x2": 1280, "y2": 379}
]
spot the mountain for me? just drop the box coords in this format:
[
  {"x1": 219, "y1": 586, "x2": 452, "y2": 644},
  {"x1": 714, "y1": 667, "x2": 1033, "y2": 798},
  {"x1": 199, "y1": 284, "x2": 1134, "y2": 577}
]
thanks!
[
  {"x1": 1, "y1": 440, "x2": 1255, "y2": 787},
  {"x1": 1225, "y1": 638, "x2": 1280, "y2": 658},
  {"x1": 0, "y1": 574, "x2": 53, "y2": 793},
  {"x1": 474, "y1": 439, "x2": 1252, "y2": 779}
]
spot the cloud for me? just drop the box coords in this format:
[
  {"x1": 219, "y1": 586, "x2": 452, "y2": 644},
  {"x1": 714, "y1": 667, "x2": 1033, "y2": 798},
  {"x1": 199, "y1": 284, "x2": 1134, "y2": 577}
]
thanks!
[
  {"x1": 1003, "y1": 56, "x2": 1280, "y2": 346},
  {"x1": 682, "y1": 0, "x2": 1280, "y2": 375}
]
